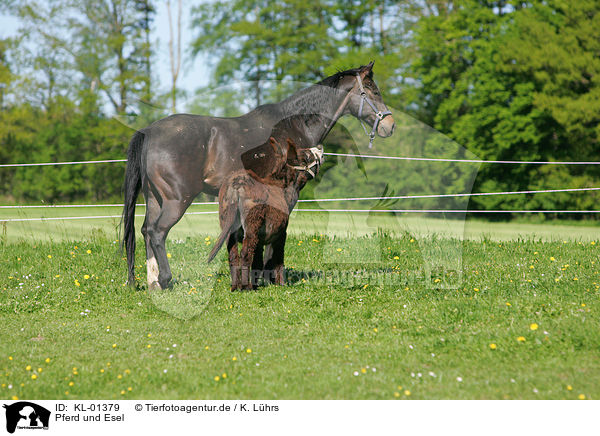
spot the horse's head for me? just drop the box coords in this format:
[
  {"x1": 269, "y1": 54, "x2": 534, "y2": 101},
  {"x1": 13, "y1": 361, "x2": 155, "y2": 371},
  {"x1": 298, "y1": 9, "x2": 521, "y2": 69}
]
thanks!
[{"x1": 340, "y1": 62, "x2": 395, "y2": 140}]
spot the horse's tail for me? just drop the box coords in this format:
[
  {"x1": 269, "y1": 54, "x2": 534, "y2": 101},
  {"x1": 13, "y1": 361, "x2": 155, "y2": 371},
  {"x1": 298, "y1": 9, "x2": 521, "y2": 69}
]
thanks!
[
  {"x1": 207, "y1": 200, "x2": 238, "y2": 264},
  {"x1": 121, "y1": 130, "x2": 145, "y2": 285}
]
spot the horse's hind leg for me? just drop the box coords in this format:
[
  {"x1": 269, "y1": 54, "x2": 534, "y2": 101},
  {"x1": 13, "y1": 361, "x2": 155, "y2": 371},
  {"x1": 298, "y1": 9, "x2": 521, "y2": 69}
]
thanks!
[
  {"x1": 146, "y1": 198, "x2": 190, "y2": 289},
  {"x1": 142, "y1": 193, "x2": 161, "y2": 290}
]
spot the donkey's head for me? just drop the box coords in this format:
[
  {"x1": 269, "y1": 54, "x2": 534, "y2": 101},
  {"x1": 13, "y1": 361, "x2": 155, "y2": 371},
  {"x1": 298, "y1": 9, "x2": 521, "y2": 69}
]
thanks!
[{"x1": 286, "y1": 140, "x2": 324, "y2": 189}]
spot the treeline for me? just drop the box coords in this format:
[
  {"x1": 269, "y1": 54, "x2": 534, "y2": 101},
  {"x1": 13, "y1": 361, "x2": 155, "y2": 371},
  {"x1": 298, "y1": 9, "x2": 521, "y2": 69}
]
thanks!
[{"x1": 0, "y1": 0, "x2": 598, "y2": 218}]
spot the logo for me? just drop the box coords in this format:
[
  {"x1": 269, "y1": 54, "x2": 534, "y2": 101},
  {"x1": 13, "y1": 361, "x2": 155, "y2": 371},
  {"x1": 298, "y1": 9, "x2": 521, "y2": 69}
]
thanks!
[{"x1": 3, "y1": 402, "x2": 50, "y2": 434}]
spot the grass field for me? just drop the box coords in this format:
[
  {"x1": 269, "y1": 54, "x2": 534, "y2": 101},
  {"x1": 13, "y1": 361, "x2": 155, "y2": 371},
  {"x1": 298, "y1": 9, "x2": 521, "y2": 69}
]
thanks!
[{"x1": 0, "y1": 211, "x2": 599, "y2": 400}]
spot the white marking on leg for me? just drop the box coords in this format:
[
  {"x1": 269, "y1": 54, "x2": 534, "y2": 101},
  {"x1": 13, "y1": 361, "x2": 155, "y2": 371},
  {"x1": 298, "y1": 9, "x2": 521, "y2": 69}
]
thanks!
[{"x1": 147, "y1": 256, "x2": 159, "y2": 288}]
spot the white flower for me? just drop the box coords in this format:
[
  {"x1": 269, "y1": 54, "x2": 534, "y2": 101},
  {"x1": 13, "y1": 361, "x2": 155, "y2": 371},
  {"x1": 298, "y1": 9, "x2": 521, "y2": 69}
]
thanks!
[{"x1": 456, "y1": 377, "x2": 463, "y2": 382}]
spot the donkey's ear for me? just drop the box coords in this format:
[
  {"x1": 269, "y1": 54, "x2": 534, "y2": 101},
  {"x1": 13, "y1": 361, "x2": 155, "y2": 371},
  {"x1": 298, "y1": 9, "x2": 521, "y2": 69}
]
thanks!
[
  {"x1": 285, "y1": 138, "x2": 299, "y2": 162},
  {"x1": 269, "y1": 136, "x2": 280, "y2": 154}
]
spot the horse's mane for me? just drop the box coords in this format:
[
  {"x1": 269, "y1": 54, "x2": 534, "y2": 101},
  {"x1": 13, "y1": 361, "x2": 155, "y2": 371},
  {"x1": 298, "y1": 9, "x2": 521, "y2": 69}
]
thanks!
[
  {"x1": 276, "y1": 65, "x2": 372, "y2": 119},
  {"x1": 246, "y1": 65, "x2": 372, "y2": 122},
  {"x1": 318, "y1": 65, "x2": 372, "y2": 88}
]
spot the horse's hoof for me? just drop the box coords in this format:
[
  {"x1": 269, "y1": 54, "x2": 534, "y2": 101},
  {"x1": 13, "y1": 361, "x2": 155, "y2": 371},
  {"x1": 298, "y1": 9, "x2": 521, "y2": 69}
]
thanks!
[{"x1": 148, "y1": 281, "x2": 162, "y2": 291}]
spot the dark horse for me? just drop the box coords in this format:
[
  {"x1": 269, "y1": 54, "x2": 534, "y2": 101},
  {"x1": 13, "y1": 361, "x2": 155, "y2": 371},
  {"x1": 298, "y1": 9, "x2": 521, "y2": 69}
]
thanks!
[{"x1": 122, "y1": 62, "x2": 395, "y2": 290}]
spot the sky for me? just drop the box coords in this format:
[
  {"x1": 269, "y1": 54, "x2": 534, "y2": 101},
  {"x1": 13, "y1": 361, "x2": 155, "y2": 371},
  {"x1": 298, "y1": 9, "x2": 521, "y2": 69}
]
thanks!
[{"x1": 0, "y1": 1, "x2": 211, "y2": 111}]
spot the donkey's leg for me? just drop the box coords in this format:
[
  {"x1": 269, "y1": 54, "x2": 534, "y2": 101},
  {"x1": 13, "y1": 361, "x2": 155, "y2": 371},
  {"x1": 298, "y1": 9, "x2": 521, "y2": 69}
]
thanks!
[
  {"x1": 142, "y1": 192, "x2": 162, "y2": 290},
  {"x1": 227, "y1": 233, "x2": 241, "y2": 291},
  {"x1": 240, "y1": 231, "x2": 260, "y2": 291},
  {"x1": 147, "y1": 199, "x2": 190, "y2": 289}
]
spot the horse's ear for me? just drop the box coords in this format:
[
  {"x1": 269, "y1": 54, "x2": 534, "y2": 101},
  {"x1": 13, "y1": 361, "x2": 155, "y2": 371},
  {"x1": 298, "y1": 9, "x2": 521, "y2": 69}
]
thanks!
[{"x1": 359, "y1": 61, "x2": 374, "y2": 78}]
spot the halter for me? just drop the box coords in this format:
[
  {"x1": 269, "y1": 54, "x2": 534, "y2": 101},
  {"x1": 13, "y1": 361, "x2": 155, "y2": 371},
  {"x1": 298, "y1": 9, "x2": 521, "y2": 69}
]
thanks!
[
  {"x1": 355, "y1": 73, "x2": 393, "y2": 148},
  {"x1": 290, "y1": 146, "x2": 324, "y2": 178}
]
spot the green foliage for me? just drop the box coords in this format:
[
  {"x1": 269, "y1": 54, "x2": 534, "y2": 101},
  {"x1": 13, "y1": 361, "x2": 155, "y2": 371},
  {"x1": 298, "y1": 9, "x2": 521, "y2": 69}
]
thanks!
[
  {"x1": 410, "y1": 0, "x2": 600, "y2": 217},
  {"x1": 0, "y1": 100, "x2": 132, "y2": 203}
]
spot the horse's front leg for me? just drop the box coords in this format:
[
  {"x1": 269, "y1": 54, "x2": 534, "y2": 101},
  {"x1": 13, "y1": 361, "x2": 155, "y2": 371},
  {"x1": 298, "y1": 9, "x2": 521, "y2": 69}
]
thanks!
[{"x1": 270, "y1": 231, "x2": 287, "y2": 286}]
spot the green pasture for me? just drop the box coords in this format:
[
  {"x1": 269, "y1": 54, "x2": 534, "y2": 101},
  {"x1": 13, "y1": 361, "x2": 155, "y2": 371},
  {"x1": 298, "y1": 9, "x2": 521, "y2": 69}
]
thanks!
[
  {"x1": 0, "y1": 212, "x2": 599, "y2": 399},
  {"x1": 1, "y1": 205, "x2": 599, "y2": 243}
]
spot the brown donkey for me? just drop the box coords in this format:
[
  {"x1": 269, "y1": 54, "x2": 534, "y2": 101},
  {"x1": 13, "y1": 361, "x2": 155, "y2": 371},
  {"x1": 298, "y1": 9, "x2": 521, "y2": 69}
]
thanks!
[{"x1": 207, "y1": 137, "x2": 323, "y2": 290}]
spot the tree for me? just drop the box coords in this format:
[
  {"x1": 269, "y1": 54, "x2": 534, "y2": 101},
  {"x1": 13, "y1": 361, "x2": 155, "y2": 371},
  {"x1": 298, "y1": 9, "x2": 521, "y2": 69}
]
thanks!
[
  {"x1": 409, "y1": 0, "x2": 600, "y2": 217},
  {"x1": 166, "y1": 0, "x2": 182, "y2": 113}
]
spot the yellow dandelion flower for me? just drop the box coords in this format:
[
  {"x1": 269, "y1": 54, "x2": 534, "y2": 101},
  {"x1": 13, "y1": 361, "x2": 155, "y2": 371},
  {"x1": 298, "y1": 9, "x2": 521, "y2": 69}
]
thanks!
[
  {"x1": 336, "y1": 248, "x2": 342, "y2": 252},
  {"x1": 166, "y1": 253, "x2": 172, "y2": 258},
  {"x1": 474, "y1": 288, "x2": 479, "y2": 292},
  {"x1": 86, "y1": 249, "x2": 91, "y2": 254},
  {"x1": 68, "y1": 381, "x2": 74, "y2": 386},
  {"x1": 117, "y1": 374, "x2": 122, "y2": 379},
  {"x1": 361, "y1": 368, "x2": 367, "y2": 374},
  {"x1": 214, "y1": 376, "x2": 220, "y2": 381},
  {"x1": 517, "y1": 336, "x2": 526, "y2": 342},
  {"x1": 127, "y1": 387, "x2": 132, "y2": 391},
  {"x1": 31, "y1": 374, "x2": 37, "y2": 380},
  {"x1": 25, "y1": 365, "x2": 31, "y2": 371},
  {"x1": 37, "y1": 367, "x2": 42, "y2": 372},
  {"x1": 246, "y1": 348, "x2": 252, "y2": 353},
  {"x1": 394, "y1": 392, "x2": 400, "y2": 398},
  {"x1": 393, "y1": 256, "x2": 399, "y2": 260},
  {"x1": 550, "y1": 257, "x2": 556, "y2": 261},
  {"x1": 373, "y1": 328, "x2": 378, "y2": 333},
  {"x1": 8, "y1": 356, "x2": 12, "y2": 360},
  {"x1": 205, "y1": 346, "x2": 209, "y2": 350},
  {"x1": 47, "y1": 255, "x2": 52, "y2": 259},
  {"x1": 11, "y1": 396, "x2": 18, "y2": 401},
  {"x1": 74, "y1": 280, "x2": 80, "y2": 287},
  {"x1": 506, "y1": 302, "x2": 511, "y2": 306},
  {"x1": 45, "y1": 358, "x2": 50, "y2": 363},
  {"x1": 112, "y1": 344, "x2": 117, "y2": 348},
  {"x1": 578, "y1": 394, "x2": 586, "y2": 400},
  {"x1": 120, "y1": 390, "x2": 126, "y2": 395},
  {"x1": 530, "y1": 323, "x2": 539, "y2": 331},
  {"x1": 489, "y1": 343, "x2": 497, "y2": 350},
  {"x1": 567, "y1": 385, "x2": 573, "y2": 391},
  {"x1": 222, "y1": 373, "x2": 227, "y2": 378},
  {"x1": 404, "y1": 390, "x2": 411, "y2": 396},
  {"x1": 147, "y1": 344, "x2": 151, "y2": 348},
  {"x1": 232, "y1": 357, "x2": 237, "y2": 361},
  {"x1": 100, "y1": 369, "x2": 104, "y2": 373},
  {"x1": 84, "y1": 274, "x2": 90, "y2": 280},
  {"x1": 125, "y1": 369, "x2": 131, "y2": 374}
]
